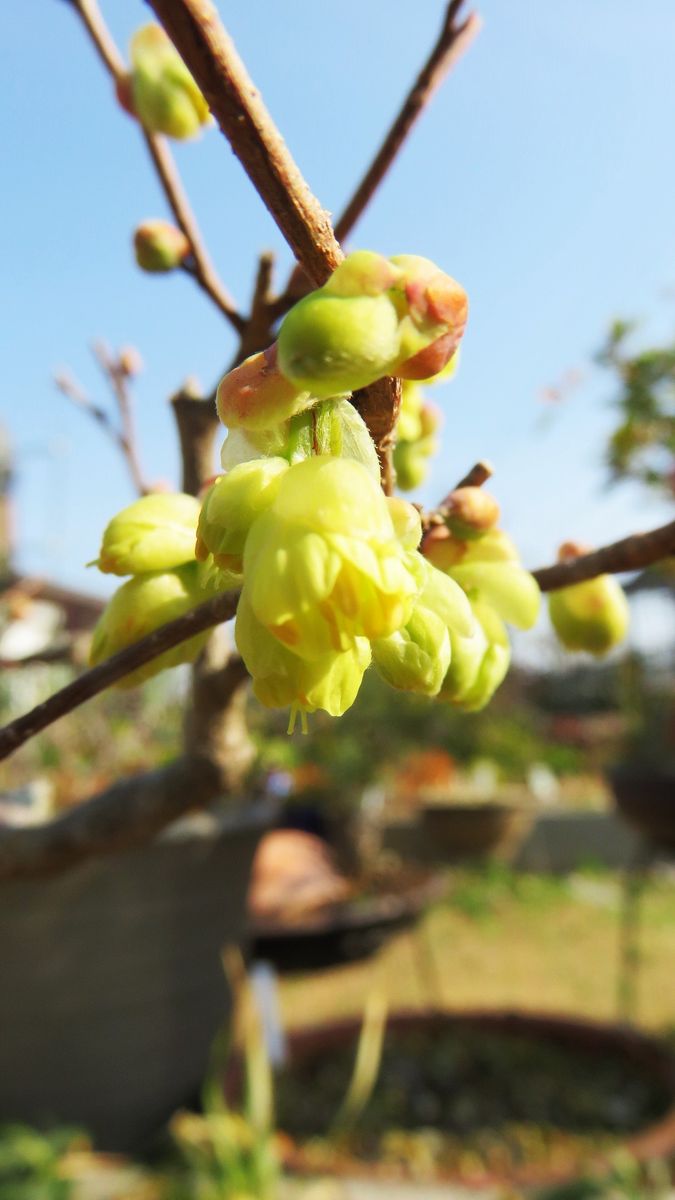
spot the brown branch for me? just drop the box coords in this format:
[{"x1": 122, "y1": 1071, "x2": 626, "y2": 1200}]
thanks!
[
  {"x1": 70, "y1": 0, "x2": 244, "y2": 333},
  {"x1": 170, "y1": 381, "x2": 219, "y2": 495},
  {"x1": 54, "y1": 361, "x2": 150, "y2": 496},
  {"x1": 272, "y1": 1, "x2": 483, "y2": 315},
  {"x1": 0, "y1": 590, "x2": 240, "y2": 763},
  {"x1": 0, "y1": 756, "x2": 224, "y2": 882},
  {"x1": 452, "y1": 459, "x2": 494, "y2": 491},
  {"x1": 335, "y1": 3, "x2": 482, "y2": 244},
  {"x1": 147, "y1": 0, "x2": 343, "y2": 288},
  {"x1": 91, "y1": 341, "x2": 151, "y2": 495},
  {"x1": 532, "y1": 519, "x2": 675, "y2": 593}
]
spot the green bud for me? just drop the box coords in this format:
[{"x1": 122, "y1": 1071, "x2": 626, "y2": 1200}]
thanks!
[
  {"x1": 458, "y1": 603, "x2": 511, "y2": 711},
  {"x1": 396, "y1": 383, "x2": 424, "y2": 442},
  {"x1": 89, "y1": 564, "x2": 208, "y2": 688},
  {"x1": 388, "y1": 255, "x2": 468, "y2": 380},
  {"x1": 548, "y1": 574, "x2": 629, "y2": 656},
  {"x1": 386, "y1": 498, "x2": 422, "y2": 549},
  {"x1": 130, "y1": 24, "x2": 210, "y2": 140},
  {"x1": 216, "y1": 346, "x2": 312, "y2": 432},
  {"x1": 134, "y1": 220, "x2": 190, "y2": 272},
  {"x1": 277, "y1": 290, "x2": 400, "y2": 398},
  {"x1": 322, "y1": 251, "x2": 400, "y2": 297},
  {"x1": 196, "y1": 458, "x2": 289, "y2": 573},
  {"x1": 393, "y1": 440, "x2": 428, "y2": 491},
  {"x1": 94, "y1": 492, "x2": 201, "y2": 575}
]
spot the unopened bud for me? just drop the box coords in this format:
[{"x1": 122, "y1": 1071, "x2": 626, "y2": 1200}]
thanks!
[
  {"x1": 548, "y1": 573, "x2": 629, "y2": 657},
  {"x1": 444, "y1": 487, "x2": 500, "y2": 539},
  {"x1": 130, "y1": 25, "x2": 210, "y2": 140},
  {"x1": 216, "y1": 345, "x2": 313, "y2": 431},
  {"x1": 393, "y1": 441, "x2": 428, "y2": 492},
  {"x1": 323, "y1": 250, "x2": 400, "y2": 298},
  {"x1": 118, "y1": 346, "x2": 144, "y2": 377},
  {"x1": 94, "y1": 492, "x2": 200, "y2": 575},
  {"x1": 386, "y1": 497, "x2": 422, "y2": 549},
  {"x1": 419, "y1": 401, "x2": 442, "y2": 437},
  {"x1": 277, "y1": 289, "x2": 400, "y2": 399},
  {"x1": 196, "y1": 457, "x2": 289, "y2": 573},
  {"x1": 89, "y1": 564, "x2": 208, "y2": 687},
  {"x1": 389, "y1": 255, "x2": 468, "y2": 381},
  {"x1": 134, "y1": 220, "x2": 190, "y2": 273}
]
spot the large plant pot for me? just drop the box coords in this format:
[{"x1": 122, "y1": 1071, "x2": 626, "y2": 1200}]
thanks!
[
  {"x1": 0, "y1": 802, "x2": 271, "y2": 1153},
  {"x1": 275, "y1": 1009, "x2": 675, "y2": 1191},
  {"x1": 420, "y1": 802, "x2": 531, "y2": 863},
  {"x1": 608, "y1": 766, "x2": 675, "y2": 853}
]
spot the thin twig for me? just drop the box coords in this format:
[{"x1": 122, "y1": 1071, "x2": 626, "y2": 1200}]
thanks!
[
  {"x1": 91, "y1": 341, "x2": 151, "y2": 495},
  {"x1": 271, "y1": 1, "x2": 483, "y2": 316},
  {"x1": 531, "y1": 519, "x2": 675, "y2": 593},
  {"x1": 453, "y1": 459, "x2": 494, "y2": 490},
  {"x1": 54, "y1": 363, "x2": 149, "y2": 496},
  {"x1": 1, "y1": 518, "x2": 674, "y2": 763},
  {"x1": 70, "y1": 0, "x2": 244, "y2": 333},
  {"x1": 0, "y1": 590, "x2": 239, "y2": 763},
  {"x1": 145, "y1": 134, "x2": 244, "y2": 331},
  {"x1": 147, "y1": 0, "x2": 343, "y2": 287},
  {"x1": 335, "y1": 3, "x2": 482, "y2": 244}
]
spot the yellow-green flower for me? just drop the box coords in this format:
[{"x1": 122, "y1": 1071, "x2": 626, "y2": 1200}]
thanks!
[
  {"x1": 89, "y1": 563, "x2": 208, "y2": 687},
  {"x1": 235, "y1": 590, "x2": 370, "y2": 725},
  {"x1": 94, "y1": 492, "x2": 201, "y2": 575},
  {"x1": 424, "y1": 526, "x2": 540, "y2": 631},
  {"x1": 196, "y1": 458, "x2": 289, "y2": 574},
  {"x1": 243, "y1": 456, "x2": 422, "y2": 660},
  {"x1": 438, "y1": 601, "x2": 511, "y2": 711},
  {"x1": 129, "y1": 24, "x2": 210, "y2": 140},
  {"x1": 548, "y1": 574, "x2": 629, "y2": 656}
]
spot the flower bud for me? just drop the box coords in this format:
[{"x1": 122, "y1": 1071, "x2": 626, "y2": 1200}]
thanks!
[
  {"x1": 444, "y1": 487, "x2": 500, "y2": 539},
  {"x1": 118, "y1": 346, "x2": 144, "y2": 378},
  {"x1": 396, "y1": 383, "x2": 424, "y2": 442},
  {"x1": 235, "y1": 591, "x2": 370, "y2": 720},
  {"x1": 457, "y1": 603, "x2": 511, "y2": 711},
  {"x1": 322, "y1": 250, "x2": 400, "y2": 298},
  {"x1": 277, "y1": 290, "x2": 400, "y2": 398},
  {"x1": 372, "y1": 604, "x2": 450, "y2": 696},
  {"x1": 548, "y1": 574, "x2": 629, "y2": 656},
  {"x1": 418, "y1": 401, "x2": 443, "y2": 437},
  {"x1": 196, "y1": 457, "x2": 289, "y2": 573},
  {"x1": 389, "y1": 255, "x2": 468, "y2": 381},
  {"x1": 393, "y1": 440, "x2": 428, "y2": 491},
  {"x1": 89, "y1": 564, "x2": 208, "y2": 687},
  {"x1": 134, "y1": 220, "x2": 190, "y2": 273},
  {"x1": 94, "y1": 493, "x2": 201, "y2": 575},
  {"x1": 216, "y1": 345, "x2": 313, "y2": 431},
  {"x1": 130, "y1": 24, "x2": 210, "y2": 140}
]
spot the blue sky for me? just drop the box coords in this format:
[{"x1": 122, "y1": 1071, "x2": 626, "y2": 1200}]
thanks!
[{"x1": 3, "y1": 0, "x2": 674, "y2": 599}]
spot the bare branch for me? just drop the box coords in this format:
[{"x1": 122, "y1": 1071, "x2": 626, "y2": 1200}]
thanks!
[
  {"x1": 335, "y1": 4, "x2": 482, "y2": 244},
  {"x1": 532, "y1": 519, "x2": 675, "y2": 593},
  {"x1": 0, "y1": 757, "x2": 223, "y2": 882},
  {"x1": 452, "y1": 459, "x2": 494, "y2": 491},
  {"x1": 69, "y1": 0, "x2": 244, "y2": 333},
  {"x1": 0, "y1": 590, "x2": 240, "y2": 763},
  {"x1": 170, "y1": 380, "x2": 219, "y2": 494},
  {"x1": 145, "y1": 134, "x2": 245, "y2": 332},
  {"x1": 147, "y1": 0, "x2": 343, "y2": 287},
  {"x1": 90, "y1": 341, "x2": 151, "y2": 495},
  {"x1": 272, "y1": 1, "x2": 483, "y2": 315}
]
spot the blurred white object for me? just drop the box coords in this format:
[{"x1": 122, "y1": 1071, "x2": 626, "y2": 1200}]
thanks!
[
  {"x1": 250, "y1": 960, "x2": 286, "y2": 1067},
  {"x1": 0, "y1": 599, "x2": 64, "y2": 660},
  {"x1": 527, "y1": 763, "x2": 560, "y2": 805},
  {"x1": 0, "y1": 779, "x2": 55, "y2": 827}
]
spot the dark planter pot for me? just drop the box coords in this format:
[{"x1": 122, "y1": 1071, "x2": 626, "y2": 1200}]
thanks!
[
  {"x1": 0, "y1": 802, "x2": 271, "y2": 1153},
  {"x1": 250, "y1": 870, "x2": 446, "y2": 973},
  {"x1": 420, "y1": 801, "x2": 531, "y2": 863},
  {"x1": 277, "y1": 1009, "x2": 675, "y2": 1191},
  {"x1": 608, "y1": 766, "x2": 675, "y2": 853}
]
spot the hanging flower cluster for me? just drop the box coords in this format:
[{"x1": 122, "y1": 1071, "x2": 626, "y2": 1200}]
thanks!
[{"x1": 88, "y1": 249, "x2": 627, "y2": 725}]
